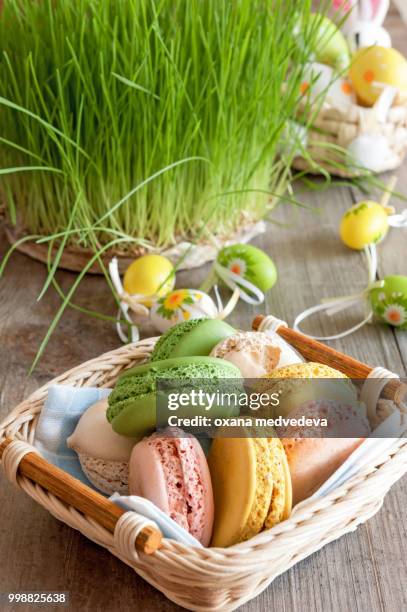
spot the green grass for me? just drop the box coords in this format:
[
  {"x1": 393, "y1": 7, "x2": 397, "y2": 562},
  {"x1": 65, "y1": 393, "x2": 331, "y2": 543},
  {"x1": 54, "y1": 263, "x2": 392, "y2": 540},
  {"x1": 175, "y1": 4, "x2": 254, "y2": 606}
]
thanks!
[
  {"x1": 0, "y1": 0, "x2": 321, "y2": 251},
  {"x1": 0, "y1": 0, "x2": 335, "y2": 370}
]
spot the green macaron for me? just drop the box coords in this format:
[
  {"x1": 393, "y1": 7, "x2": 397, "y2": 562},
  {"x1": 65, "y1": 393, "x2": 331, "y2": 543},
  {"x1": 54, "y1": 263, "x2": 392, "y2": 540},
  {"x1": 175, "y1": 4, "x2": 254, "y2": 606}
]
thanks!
[
  {"x1": 150, "y1": 318, "x2": 236, "y2": 362},
  {"x1": 107, "y1": 356, "x2": 242, "y2": 437}
]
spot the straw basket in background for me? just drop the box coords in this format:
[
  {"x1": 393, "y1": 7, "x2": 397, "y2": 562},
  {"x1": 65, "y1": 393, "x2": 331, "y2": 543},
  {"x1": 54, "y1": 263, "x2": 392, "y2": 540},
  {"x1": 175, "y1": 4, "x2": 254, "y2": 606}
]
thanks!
[
  {"x1": 292, "y1": 97, "x2": 407, "y2": 178},
  {"x1": 1, "y1": 316, "x2": 407, "y2": 611}
]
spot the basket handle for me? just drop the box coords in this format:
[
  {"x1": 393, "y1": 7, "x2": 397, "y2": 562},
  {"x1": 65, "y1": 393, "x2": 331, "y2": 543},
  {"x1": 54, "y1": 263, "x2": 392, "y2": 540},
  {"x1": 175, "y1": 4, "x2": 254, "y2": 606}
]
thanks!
[
  {"x1": 252, "y1": 315, "x2": 407, "y2": 405},
  {"x1": 0, "y1": 438, "x2": 162, "y2": 555}
]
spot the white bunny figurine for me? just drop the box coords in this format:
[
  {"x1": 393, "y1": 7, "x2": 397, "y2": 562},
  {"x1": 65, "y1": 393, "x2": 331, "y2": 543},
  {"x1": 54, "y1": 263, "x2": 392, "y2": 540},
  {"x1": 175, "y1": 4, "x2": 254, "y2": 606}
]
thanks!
[
  {"x1": 328, "y1": 1, "x2": 391, "y2": 49},
  {"x1": 346, "y1": 0, "x2": 391, "y2": 50}
]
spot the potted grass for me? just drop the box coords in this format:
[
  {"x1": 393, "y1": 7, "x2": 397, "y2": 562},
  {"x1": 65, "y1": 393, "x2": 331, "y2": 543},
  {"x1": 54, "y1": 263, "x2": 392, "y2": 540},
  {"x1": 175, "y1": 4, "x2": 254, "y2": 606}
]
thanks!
[{"x1": 0, "y1": 0, "x2": 326, "y2": 275}]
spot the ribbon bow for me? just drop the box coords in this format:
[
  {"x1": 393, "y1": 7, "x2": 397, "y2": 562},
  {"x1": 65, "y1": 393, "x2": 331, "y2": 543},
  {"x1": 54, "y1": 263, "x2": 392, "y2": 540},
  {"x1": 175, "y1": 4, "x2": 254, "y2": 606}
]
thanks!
[
  {"x1": 109, "y1": 258, "x2": 241, "y2": 343},
  {"x1": 212, "y1": 261, "x2": 266, "y2": 305},
  {"x1": 293, "y1": 244, "x2": 384, "y2": 340}
]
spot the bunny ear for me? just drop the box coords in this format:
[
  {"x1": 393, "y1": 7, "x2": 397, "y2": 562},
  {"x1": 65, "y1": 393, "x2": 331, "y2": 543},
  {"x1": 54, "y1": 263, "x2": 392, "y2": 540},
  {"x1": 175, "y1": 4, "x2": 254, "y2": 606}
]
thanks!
[
  {"x1": 358, "y1": 0, "x2": 370, "y2": 21},
  {"x1": 367, "y1": 0, "x2": 390, "y2": 26}
]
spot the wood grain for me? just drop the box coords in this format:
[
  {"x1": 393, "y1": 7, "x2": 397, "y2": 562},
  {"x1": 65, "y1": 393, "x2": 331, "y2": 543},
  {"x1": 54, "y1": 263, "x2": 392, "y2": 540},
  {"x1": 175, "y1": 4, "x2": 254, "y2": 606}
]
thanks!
[
  {"x1": 0, "y1": 439, "x2": 162, "y2": 555},
  {"x1": 0, "y1": 6, "x2": 407, "y2": 612}
]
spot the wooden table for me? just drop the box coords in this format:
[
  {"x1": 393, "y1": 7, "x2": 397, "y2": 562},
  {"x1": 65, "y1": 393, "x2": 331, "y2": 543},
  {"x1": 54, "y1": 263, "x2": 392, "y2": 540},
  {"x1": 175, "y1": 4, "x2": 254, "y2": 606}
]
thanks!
[{"x1": 1, "y1": 7, "x2": 407, "y2": 612}]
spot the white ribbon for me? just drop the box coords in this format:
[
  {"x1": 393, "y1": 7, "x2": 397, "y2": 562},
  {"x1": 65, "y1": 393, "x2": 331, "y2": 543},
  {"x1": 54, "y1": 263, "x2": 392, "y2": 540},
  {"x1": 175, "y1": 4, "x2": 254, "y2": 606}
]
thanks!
[
  {"x1": 380, "y1": 175, "x2": 407, "y2": 228},
  {"x1": 108, "y1": 258, "x2": 147, "y2": 343},
  {"x1": 213, "y1": 261, "x2": 265, "y2": 305},
  {"x1": 213, "y1": 285, "x2": 241, "y2": 320},
  {"x1": 388, "y1": 209, "x2": 407, "y2": 228},
  {"x1": 293, "y1": 245, "x2": 384, "y2": 340},
  {"x1": 372, "y1": 84, "x2": 398, "y2": 123},
  {"x1": 109, "y1": 259, "x2": 241, "y2": 344}
]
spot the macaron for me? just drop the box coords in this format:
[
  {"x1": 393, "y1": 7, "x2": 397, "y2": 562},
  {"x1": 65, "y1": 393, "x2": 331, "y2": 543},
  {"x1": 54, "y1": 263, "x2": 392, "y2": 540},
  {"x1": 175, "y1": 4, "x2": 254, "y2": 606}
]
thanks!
[
  {"x1": 67, "y1": 399, "x2": 139, "y2": 495},
  {"x1": 210, "y1": 331, "x2": 303, "y2": 377},
  {"x1": 150, "y1": 318, "x2": 236, "y2": 362},
  {"x1": 259, "y1": 362, "x2": 362, "y2": 418},
  {"x1": 278, "y1": 399, "x2": 370, "y2": 505},
  {"x1": 107, "y1": 356, "x2": 242, "y2": 437},
  {"x1": 266, "y1": 362, "x2": 347, "y2": 379},
  {"x1": 129, "y1": 427, "x2": 214, "y2": 546},
  {"x1": 208, "y1": 434, "x2": 292, "y2": 547}
]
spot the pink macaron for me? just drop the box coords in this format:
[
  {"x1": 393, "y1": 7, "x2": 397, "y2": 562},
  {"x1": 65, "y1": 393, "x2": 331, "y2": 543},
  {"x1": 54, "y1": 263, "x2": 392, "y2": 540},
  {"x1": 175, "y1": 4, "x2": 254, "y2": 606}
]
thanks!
[{"x1": 129, "y1": 427, "x2": 214, "y2": 546}]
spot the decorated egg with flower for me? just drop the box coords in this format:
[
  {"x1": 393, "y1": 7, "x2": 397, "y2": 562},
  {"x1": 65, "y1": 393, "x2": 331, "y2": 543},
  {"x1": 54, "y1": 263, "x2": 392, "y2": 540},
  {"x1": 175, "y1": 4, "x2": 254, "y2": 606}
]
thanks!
[
  {"x1": 370, "y1": 275, "x2": 407, "y2": 329},
  {"x1": 217, "y1": 244, "x2": 277, "y2": 292},
  {"x1": 340, "y1": 200, "x2": 389, "y2": 250},
  {"x1": 150, "y1": 289, "x2": 218, "y2": 333}
]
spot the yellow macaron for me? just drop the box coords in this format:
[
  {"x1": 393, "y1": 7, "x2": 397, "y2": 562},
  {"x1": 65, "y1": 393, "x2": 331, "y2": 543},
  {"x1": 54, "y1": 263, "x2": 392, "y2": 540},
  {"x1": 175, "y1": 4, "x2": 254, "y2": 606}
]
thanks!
[
  {"x1": 265, "y1": 362, "x2": 347, "y2": 379},
  {"x1": 208, "y1": 434, "x2": 291, "y2": 547},
  {"x1": 264, "y1": 437, "x2": 292, "y2": 529},
  {"x1": 258, "y1": 362, "x2": 361, "y2": 418}
]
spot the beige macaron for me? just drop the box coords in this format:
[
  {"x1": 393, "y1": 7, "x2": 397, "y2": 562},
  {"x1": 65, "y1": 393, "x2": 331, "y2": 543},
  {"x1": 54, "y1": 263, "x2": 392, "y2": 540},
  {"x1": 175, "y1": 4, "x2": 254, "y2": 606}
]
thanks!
[
  {"x1": 210, "y1": 331, "x2": 303, "y2": 378},
  {"x1": 67, "y1": 399, "x2": 139, "y2": 495}
]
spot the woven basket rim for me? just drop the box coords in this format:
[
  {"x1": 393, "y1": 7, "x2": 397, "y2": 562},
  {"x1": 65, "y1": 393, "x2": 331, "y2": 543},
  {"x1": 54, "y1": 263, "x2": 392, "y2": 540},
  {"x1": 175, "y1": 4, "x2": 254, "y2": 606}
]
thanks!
[{"x1": 299, "y1": 96, "x2": 407, "y2": 121}]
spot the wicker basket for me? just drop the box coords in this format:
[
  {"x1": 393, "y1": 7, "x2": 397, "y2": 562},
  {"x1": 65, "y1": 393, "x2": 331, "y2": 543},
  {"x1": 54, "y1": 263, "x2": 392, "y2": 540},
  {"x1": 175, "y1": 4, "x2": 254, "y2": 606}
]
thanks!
[
  {"x1": 1, "y1": 315, "x2": 407, "y2": 611},
  {"x1": 292, "y1": 100, "x2": 407, "y2": 178}
]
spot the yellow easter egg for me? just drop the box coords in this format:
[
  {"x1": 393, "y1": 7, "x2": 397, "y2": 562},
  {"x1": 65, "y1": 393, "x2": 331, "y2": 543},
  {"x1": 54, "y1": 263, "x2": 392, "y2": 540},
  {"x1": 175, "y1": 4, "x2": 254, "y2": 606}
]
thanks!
[
  {"x1": 340, "y1": 201, "x2": 389, "y2": 250},
  {"x1": 349, "y1": 46, "x2": 407, "y2": 106},
  {"x1": 123, "y1": 254, "x2": 175, "y2": 304}
]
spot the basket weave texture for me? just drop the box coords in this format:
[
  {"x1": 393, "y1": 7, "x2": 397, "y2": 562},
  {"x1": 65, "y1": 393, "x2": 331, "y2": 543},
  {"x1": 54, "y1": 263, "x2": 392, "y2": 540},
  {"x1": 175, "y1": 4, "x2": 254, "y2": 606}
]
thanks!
[
  {"x1": 1, "y1": 338, "x2": 407, "y2": 611},
  {"x1": 293, "y1": 101, "x2": 407, "y2": 177}
]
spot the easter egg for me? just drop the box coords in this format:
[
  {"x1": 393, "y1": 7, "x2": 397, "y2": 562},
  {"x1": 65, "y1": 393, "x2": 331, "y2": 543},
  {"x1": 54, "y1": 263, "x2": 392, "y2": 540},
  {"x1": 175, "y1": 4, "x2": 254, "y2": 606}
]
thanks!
[
  {"x1": 123, "y1": 254, "x2": 175, "y2": 305},
  {"x1": 340, "y1": 201, "x2": 389, "y2": 250},
  {"x1": 217, "y1": 244, "x2": 277, "y2": 292},
  {"x1": 300, "y1": 62, "x2": 355, "y2": 109},
  {"x1": 150, "y1": 289, "x2": 218, "y2": 333},
  {"x1": 370, "y1": 275, "x2": 407, "y2": 329},
  {"x1": 309, "y1": 14, "x2": 350, "y2": 70},
  {"x1": 349, "y1": 46, "x2": 407, "y2": 106}
]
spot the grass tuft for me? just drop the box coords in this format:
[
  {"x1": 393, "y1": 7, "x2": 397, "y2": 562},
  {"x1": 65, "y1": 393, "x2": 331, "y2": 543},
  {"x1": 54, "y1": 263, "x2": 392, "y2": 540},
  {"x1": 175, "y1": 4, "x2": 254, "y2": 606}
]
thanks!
[{"x1": 1, "y1": 0, "x2": 320, "y2": 250}]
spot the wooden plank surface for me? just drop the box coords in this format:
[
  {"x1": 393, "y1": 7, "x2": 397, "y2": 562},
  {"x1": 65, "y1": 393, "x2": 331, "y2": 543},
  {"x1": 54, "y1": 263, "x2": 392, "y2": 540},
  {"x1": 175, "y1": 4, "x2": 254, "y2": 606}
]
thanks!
[{"x1": 1, "y1": 7, "x2": 407, "y2": 612}]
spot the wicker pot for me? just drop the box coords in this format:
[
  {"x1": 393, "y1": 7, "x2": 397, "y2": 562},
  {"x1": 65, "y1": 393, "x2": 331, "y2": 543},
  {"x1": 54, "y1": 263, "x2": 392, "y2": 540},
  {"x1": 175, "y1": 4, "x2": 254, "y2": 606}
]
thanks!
[{"x1": 4, "y1": 220, "x2": 266, "y2": 274}]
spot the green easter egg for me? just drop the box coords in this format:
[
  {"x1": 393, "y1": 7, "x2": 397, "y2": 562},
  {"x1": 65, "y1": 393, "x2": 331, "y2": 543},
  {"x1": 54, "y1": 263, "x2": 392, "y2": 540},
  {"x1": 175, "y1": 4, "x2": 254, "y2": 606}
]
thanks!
[
  {"x1": 370, "y1": 275, "x2": 407, "y2": 329},
  {"x1": 309, "y1": 13, "x2": 350, "y2": 70},
  {"x1": 217, "y1": 244, "x2": 277, "y2": 292}
]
